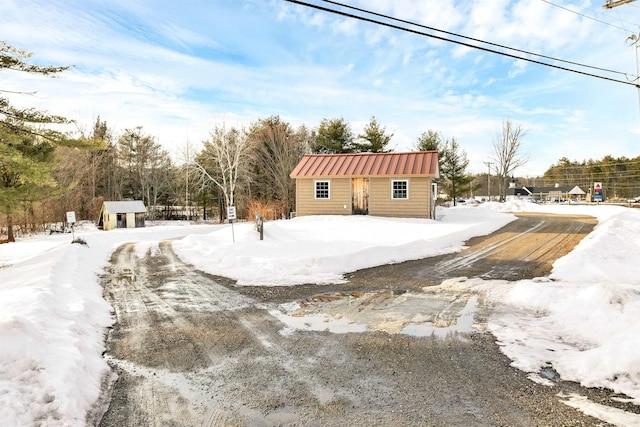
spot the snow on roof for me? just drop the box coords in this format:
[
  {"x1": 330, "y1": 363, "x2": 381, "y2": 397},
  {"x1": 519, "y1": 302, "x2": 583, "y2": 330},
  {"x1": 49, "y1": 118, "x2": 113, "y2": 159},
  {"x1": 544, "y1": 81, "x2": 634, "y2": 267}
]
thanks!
[
  {"x1": 290, "y1": 151, "x2": 439, "y2": 178},
  {"x1": 103, "y1": 200, "x2": 147, "y2": 213},
  {"x1": 568, "y1": 186, "x2": 586, "y2": 195}
]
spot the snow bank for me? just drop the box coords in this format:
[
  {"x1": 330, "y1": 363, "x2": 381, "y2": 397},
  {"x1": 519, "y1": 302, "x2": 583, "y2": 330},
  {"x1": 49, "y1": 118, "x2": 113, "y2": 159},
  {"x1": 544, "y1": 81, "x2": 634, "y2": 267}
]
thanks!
[
  {"x1": 0, "y1": 223, "x2": 219, "y2": 426},
  {"x1": 173, "y1": 209, "x2": 516, "y2": 286},
  {"x1": 468, "y1": 202, "x2": 640, "y2": 404}
]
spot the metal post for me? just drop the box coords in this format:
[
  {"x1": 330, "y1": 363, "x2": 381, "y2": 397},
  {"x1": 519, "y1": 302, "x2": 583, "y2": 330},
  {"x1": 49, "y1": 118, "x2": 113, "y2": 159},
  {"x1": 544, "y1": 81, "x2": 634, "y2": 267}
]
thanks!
[
  {"x1": 231, "y1": 220, "x2": 235, "y2": 243},
  {"x1": 484, "y1": 161, "x2": 493, "y2": 201}
]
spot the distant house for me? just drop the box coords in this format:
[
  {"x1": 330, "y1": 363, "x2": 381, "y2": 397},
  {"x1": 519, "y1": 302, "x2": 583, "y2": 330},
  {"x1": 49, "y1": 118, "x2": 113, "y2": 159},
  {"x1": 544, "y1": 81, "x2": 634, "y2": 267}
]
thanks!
[
  {"x1": 510, "y1": 186, "x2": 534, "y2": 200},
  {"x1": 290, "y1": 151, "x2": 440, "y2": 219},
  {"x1": 568, "y1": 185, "x2": 586, "y2": 201},
  {"x1": 98, "y1": 201, "x2": 147, "y2": 230},
  {"x1": 510, "y1": 185, "x2": 574, "y2": 202}
]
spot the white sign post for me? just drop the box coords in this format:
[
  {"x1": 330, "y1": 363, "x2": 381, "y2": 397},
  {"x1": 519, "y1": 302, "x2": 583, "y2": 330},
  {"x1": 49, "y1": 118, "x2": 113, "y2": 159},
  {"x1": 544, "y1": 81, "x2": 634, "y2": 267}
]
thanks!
[
  {"x1": 227, "y1": 206, "x2": 236, "y2": 242},
  {"x1": 227, "y1": 206, "x2": 236, "y2": 221},
  {"x1": 66, "y1": 211, "x2": 76, "y2": 240}
]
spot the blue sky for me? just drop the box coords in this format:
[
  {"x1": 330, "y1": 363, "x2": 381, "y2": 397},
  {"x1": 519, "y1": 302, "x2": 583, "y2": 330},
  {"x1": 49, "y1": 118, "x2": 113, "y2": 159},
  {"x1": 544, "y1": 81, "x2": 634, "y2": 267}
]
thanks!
[{"x1": 2, "y1": 0, "x2": 640, "y2": 176}]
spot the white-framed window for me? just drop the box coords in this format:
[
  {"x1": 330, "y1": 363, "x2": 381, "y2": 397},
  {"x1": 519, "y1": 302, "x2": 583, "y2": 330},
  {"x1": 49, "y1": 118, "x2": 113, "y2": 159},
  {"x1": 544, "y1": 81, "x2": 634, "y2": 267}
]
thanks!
[
  {"x1": 315, "y1": 180, "x2": 330, "y2": 199},
  {"x1": 391, "y1": 179, "x2": 409, "y2": 199}
]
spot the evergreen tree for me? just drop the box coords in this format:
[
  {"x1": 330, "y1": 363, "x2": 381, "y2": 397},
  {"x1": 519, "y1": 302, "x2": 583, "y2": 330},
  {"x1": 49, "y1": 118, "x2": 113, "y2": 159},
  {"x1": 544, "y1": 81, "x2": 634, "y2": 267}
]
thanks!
[
  {"x1": 0, "y1": 42, "x2": 71, "y2": 143},
  {"x1": 440, "y1": 138, "x2": 474, "y2": 205},
  {"x1": 311, "y1": 117, "x2": 354, "y2": 153},
  {"x1": 414, "y1": 130, "x2": 442, "y2": 152},
  {"x1": 354, "y1": 116, "x2": 393, "y2": 153},
  {"x1": 0, "y1": 42, "x2": 95, "y2": 241}
]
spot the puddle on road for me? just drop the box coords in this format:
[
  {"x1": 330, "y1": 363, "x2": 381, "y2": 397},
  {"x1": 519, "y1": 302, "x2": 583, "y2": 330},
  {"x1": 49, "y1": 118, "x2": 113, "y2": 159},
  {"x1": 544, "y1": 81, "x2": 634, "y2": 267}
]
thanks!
[
  {"x1": 270, "y1": 278, "x2": 486, "y2": 338},
  {"x1": 400, "y1": 295, "x2": 480, "y2": 337}
]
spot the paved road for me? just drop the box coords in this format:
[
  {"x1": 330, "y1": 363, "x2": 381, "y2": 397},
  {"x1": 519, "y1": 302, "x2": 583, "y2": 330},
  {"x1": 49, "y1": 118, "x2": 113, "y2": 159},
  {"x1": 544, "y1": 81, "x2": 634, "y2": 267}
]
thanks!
[{"x1": 98, "y1": 213, "x2": 633, "y2": 426}]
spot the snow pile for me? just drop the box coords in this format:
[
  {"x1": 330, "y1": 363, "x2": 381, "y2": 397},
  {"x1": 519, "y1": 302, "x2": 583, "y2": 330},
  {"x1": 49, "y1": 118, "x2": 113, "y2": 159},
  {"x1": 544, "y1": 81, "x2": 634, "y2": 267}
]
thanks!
[
  {"x1": 173, "y1": 209, "x2": 515, "y2": 286},
  {"x1": 0, "y1": 242, "x2": 112, "y2": 425},
  {"x1": 470, "y1": 202, "x2": 640, "y2": 404},
  {"x1": 0, "y1": 224, "x2": 220, "y2": 426}
]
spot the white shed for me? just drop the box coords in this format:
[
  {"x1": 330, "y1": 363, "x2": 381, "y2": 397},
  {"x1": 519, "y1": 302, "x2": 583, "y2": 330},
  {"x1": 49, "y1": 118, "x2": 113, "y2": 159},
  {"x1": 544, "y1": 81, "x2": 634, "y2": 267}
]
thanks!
[
  {"x1": 98, "y1": 201, "x2": 146, "y2": 230},
  {"x1": 568, "y1": 186, "x2": 586, "y2": 201}
]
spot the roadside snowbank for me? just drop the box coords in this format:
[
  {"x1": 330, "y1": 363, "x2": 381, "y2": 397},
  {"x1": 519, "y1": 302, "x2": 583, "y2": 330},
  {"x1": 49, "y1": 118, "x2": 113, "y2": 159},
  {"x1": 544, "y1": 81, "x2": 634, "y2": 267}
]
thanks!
[
  {"x1": 472, "y1": 202, "x2": 640, "y2": 406},
  {"x1": 172, "y1": 209, "x2": 515, "y2": 286}
]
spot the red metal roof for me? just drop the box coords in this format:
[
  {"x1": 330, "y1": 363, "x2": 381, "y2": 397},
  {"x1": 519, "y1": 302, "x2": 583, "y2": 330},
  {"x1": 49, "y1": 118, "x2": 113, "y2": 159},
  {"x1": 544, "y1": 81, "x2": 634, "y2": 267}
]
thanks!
[{"x1": 290, "y1": 151, "x2": 439, "y2": 178}]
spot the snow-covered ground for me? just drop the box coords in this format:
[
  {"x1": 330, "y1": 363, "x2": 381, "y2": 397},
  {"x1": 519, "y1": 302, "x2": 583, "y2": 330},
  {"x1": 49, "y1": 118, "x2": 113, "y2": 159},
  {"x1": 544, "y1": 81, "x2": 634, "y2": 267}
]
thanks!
[{"x1": 1, "y1": 202, "x2": 639, "y2": 426}]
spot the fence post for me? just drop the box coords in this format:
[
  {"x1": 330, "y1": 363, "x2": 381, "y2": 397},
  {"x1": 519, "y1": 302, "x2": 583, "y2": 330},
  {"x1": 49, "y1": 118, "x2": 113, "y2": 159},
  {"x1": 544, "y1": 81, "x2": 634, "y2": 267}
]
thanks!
[{"x1": 255, "y1": 213, "x2": 264, "y2": 241}]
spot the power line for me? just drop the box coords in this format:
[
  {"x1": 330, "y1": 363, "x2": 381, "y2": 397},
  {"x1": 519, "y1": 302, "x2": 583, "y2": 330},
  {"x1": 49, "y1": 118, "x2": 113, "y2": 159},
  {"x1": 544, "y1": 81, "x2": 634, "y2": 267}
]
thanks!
[
  {"x1": 559, "y1": 170, "x2": 640, "y2": 177},
  {"x1": 548, "y1": 158, "x2": 640, "y2": 168},
  {"x1": 282, "y1": 0, "x2": 640, "y2": 87},
  {"x1": 538, "y1": 0, "x2": 633, "y2": 33},
  {"x1": 322, "y1": 0, "x2": 628, "y2": 76}
]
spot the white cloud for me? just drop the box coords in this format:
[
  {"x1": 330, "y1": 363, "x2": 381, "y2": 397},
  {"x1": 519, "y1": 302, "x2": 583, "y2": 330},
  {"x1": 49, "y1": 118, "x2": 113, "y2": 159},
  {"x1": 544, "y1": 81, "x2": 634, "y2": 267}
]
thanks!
[{"x1": 1, "y1": 0, "x2": 640, "y2": 176}]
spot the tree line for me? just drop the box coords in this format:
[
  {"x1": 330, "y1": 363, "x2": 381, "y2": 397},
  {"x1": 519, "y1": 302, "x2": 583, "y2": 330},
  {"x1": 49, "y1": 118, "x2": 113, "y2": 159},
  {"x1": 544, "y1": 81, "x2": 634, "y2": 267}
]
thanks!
[
  {"x1": 1, "y1": 40, "x2": 571, "y2": 242},
  {"x1": 543, "y1": 155, "x2": 640, "y2": 200}
]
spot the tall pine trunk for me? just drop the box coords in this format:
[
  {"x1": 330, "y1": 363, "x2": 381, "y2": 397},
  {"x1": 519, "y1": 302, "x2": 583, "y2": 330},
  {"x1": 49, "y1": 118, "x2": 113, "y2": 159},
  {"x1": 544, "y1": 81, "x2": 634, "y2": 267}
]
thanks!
[{"x1": 6, "y1": 213, "x2": 15, "y2": 242}]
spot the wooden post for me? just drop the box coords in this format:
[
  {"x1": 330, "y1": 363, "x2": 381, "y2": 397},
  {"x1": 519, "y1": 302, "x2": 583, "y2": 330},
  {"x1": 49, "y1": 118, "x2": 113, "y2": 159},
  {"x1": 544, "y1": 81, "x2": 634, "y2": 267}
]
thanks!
[{"x1": 256, "y1": 213, "x2": 264, "y2": 241}]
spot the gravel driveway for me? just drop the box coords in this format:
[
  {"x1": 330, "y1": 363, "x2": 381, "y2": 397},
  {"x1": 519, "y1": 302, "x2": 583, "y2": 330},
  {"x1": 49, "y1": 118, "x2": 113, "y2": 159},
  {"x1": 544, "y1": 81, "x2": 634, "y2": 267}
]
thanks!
[{"x1": 98, "y1": 213, "x2": 634, "y2": 426}]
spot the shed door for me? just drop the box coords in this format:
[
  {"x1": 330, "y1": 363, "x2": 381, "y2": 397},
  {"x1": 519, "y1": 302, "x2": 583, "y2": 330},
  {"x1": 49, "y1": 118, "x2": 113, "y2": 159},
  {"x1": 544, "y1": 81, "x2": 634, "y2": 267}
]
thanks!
[
  {"x1": 352, "y1": 178, "x2": 369, "y2": 215},
  {"x1": 116, "y1": 213, "x2": 125, "y2": 228},
  {"x1": 135, "y1": 212, "x2": 145, "y2": 228}
]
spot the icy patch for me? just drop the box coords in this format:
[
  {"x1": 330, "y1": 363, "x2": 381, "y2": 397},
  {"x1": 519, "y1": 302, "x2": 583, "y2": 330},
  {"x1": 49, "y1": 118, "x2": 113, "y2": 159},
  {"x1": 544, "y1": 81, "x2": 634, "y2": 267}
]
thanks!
[
  {"x1": 270, "y1": 283, "x2": 484, "y2": 337},
  {"x1": 559, "y1": 393, "x2": 640, "y2": 426},
  {"x1": 400, "y1": 295, "x2": 479, "y2": 337}
]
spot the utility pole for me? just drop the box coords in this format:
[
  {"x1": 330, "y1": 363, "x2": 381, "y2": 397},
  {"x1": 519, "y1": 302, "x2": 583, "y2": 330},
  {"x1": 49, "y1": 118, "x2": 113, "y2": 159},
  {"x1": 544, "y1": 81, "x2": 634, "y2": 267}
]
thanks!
[
  {"x1": 602, "y1": 0, "x2": 637, "y2": 9},
  {"x1": 484, "y1": 161, "x2": 494, "y2": 201},
  {"x1": 604, "y1": 0, "x2": 640, "y2": 118},
  {"x1": 625, "y1": 33, "x2": 640, "y2": 122}
]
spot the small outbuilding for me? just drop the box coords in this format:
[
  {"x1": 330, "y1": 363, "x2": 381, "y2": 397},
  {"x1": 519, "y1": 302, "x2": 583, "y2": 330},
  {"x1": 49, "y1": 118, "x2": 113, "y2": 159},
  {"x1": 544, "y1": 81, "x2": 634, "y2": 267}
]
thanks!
[
  {"x1": 290, "y1": 151, "x2": 439, "y2": 219},
  {"x1": 98, "y1": 201, "x2": 147, "y2": 230},
  {"x1": 568, "y1": 185, "x2": 586, "y2": 201}
]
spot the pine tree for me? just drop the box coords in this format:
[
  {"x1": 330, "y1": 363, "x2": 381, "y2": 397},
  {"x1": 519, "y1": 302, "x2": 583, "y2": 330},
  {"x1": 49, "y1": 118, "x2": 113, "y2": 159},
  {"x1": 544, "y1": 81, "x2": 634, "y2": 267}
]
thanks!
[
  {"x1": 440, "y1": 138, "x2": 474, "y2": 205},
  {"x1": 311, "y1": 118, "x2": 355, "y2": 154},
  {"x1": 354, "y1": 116, "x2": 393, "y2": 153},
  {"x1": 414, "y1": 130, "x2": 442, "y2": 152},
  {"x1": 0, "y1": 42, "x2": 94, "y2": 241}
]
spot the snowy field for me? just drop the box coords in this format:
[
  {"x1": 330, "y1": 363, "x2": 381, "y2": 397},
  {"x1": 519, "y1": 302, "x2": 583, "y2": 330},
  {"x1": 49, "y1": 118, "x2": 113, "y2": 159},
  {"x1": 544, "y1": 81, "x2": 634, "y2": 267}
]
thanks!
[{"x1": 1, "y1": 202, "x2": 640, "y2": 426}]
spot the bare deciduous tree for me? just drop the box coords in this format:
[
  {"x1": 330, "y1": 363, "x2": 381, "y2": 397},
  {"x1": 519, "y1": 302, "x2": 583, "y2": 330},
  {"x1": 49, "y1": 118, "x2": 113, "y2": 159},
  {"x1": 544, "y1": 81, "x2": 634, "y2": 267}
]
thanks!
[
  {"x1": 493, "y1": 119, "x2": 528, "y2": 202},
  {"x1": 248, "y1": 116, "x2": 309, "y2": 218},
  {"x1": 195, "y1": 125, "x2": 253, "y2": 219},
  {"x1": 116, "y1": 127, "x2": 171, "y2": 217}
]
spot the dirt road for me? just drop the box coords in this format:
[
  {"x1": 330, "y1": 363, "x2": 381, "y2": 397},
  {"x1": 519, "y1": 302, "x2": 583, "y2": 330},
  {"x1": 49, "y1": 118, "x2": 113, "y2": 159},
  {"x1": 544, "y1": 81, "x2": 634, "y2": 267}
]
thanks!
[{"x1": 98, "y1": 213, "x2": 631, "y2": 426}]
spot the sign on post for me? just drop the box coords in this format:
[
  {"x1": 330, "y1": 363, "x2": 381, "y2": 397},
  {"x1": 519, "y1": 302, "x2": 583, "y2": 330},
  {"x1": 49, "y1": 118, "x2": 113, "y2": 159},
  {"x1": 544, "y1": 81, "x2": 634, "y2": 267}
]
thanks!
[
  {"x1": 227, "y1": 206, "x2": 236, "y2": 243},
  {"x1": 227, "y1": 206, "x2": 237, "y2": 221},
  {"x1": 66, "y1": 211, "x2": 76, "y2": 240},
  {"x1": 66, "y1": 211, "x2": 76, "y2": 224},
  {"x1": 593, "y1": 182, "x2": 603, "y2": 202}
]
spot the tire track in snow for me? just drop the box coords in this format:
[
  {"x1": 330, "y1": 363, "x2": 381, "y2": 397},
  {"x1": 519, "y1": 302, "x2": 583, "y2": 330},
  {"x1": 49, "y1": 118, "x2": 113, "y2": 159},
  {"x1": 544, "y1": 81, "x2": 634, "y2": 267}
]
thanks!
[
  {"x1": 101, "y1": 241, "x2": 254, "y2": 426},
  {"x1": 435, "y1": 221, "x2": 546, "y2": 275}
]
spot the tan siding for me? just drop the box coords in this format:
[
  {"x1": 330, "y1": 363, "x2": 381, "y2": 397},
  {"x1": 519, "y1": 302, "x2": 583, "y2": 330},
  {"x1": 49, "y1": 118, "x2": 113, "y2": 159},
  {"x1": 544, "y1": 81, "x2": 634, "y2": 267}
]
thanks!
[
  {"x1": 295, "y1": 178, "x2": 352, "y2": 216},
  {"x1": 295, "y1": 176, "x2": 434, "y2": 219},
  {"x1": 104, "y1": 212, "x2": 116, "y2": 231},
  {"x1": 368, "y1": 177, "x2": 432, "y2": 218}
]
